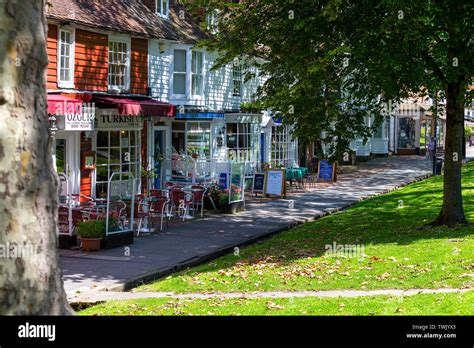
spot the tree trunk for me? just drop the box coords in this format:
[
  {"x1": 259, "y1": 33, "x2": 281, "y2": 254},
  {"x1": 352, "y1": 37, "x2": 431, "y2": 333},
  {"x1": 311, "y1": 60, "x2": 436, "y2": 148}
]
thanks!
[
  {"x1": 431, "y1": 81, "x2": 468, "y2": 227},
  {"x1": 0, "y1": 0, "x2": 72, "y2": 314}
]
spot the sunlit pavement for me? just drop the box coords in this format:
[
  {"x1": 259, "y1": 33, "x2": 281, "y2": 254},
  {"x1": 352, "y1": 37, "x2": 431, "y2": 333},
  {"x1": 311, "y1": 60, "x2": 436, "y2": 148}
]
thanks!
[{"x1": 62, "y1": 156, "x2": 433, "y2": 301}]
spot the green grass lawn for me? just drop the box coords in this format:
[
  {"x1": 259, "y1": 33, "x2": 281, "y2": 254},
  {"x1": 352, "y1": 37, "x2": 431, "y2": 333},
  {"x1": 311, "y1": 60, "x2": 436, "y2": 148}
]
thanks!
[
  {"x1": 79, "y1": 291, "x2": 474, "y2": 316},
  {"x1": 135, "y1": 162, "x2": 474, "y2": 294},
  {"x1": 80, "y1": 162, "x2": 474, "y2": 316}
]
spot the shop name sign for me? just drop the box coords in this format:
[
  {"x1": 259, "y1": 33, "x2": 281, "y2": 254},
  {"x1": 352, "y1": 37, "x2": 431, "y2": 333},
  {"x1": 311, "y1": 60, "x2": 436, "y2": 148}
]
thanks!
[
  {"x1": 52, "y1": 102, "x2": 95, "y2": 131},
  {"x1": 62, "y1": 113, "x2": 95, "y2": 131},
  {"x1": 97, "y1": 115, "x2": 143, "y2": 128}
]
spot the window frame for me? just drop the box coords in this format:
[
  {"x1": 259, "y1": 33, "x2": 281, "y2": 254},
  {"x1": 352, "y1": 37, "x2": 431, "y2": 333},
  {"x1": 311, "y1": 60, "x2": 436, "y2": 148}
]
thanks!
[
  {"x1": 57, "y1": 27, "x2": 75, "y2": 89},
  {"x1": 108, "y1": 35, "x2": 131, "y2": 92},
  {"x1": 156, "y1": 0, "x2": 169, "y2": 18},
  {"x1": 191, "y1": 50, "x2": 204, "y2": 97},
  {"x1": 232, "y1": 64, "x2": 242, "y2": 97},
  {"x1": 171, "y1": 121, "x2": 211, "y2": 158},
  {"x1": 271, "y1": 125, "x2": 291, "y2": 167},
  {"x1": 170, "y1": 46, "x2": 206, "y2": 100},
  {"x1": 94, "y1": 129, "x2": 141, "y2": 198}
]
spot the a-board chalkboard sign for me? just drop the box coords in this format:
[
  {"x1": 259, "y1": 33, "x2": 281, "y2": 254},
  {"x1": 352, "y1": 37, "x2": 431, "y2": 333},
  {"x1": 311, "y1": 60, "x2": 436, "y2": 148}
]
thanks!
[
  {"x1": 252, "y1": 173, "x2": 266, "y2": 194},
  {"x1": 317, "y1": 160, "x2": 336, "y2": 183},
  {"x1": 264, "y1": 169, "x2": 286, "y2": 198}
]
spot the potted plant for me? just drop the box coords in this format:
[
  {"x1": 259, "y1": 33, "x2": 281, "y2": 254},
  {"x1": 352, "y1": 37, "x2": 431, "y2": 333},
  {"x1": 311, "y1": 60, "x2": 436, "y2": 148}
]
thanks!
[
  {"x1": 76, "y1": 220, "x2": 105, "y2": 252},
  {"x1": 240, "y1": 101, "x2": 263, "y2": 113}
]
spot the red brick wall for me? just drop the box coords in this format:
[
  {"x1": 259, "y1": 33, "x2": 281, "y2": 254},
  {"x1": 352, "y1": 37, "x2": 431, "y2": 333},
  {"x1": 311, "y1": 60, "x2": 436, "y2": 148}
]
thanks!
[
  {"x1": 75, "y1": 29, "x2": 108, "y2": 92},
  {"x1": 46, "y1": 24, "x2": 58, "y2": 90},
  {"x1": 130, "y1": 38, "x2": 148, "y2": 95}
]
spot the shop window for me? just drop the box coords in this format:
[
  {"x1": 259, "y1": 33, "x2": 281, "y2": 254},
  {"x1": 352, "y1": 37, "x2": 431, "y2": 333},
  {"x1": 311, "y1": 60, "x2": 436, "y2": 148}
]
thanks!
[
  {"x1": 108, "y1": 40, "x2": 130, "y2": 91},
  {"x1": 191, "y1": 51, "x2": 204, "y2": 96},
  {"x1": 95, "y1": 130, "x2": 140, "y2": 198},
  {"x1": 398, "y1": 118, "x2": 416, "y2": 149},
  {"x1": 58, "y1": 29, "x2": 74, "y2": 88},
  {"x1": 227, "y1": 123, "x2": 253, "y2": 162},
  {"x1": 271, "y1": 125, "x2": 291, "y2": 167},
  {"x1": 171, "y1": 121, "x2": 211, "y2": 158}
]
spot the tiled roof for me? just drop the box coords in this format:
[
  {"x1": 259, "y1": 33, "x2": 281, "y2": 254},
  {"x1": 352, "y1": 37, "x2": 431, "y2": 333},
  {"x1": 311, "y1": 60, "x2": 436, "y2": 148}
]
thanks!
[{"x1": 45, "y1": 0, "x2": 209, "y2": 43}]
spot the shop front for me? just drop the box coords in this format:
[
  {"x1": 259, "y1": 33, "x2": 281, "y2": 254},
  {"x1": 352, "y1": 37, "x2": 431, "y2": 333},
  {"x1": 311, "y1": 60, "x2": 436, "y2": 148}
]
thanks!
[{"x1": 150, "y1": 111, "x2": 262, "y2": 187}]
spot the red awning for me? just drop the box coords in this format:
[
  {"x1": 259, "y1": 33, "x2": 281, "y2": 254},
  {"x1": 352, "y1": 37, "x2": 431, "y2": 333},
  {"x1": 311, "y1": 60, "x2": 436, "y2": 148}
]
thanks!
[
  {"x1": 47, "y1": 94, "x2": 82, "y2": 115},
  {"x1": 93, "y1": 96, "x2": 176, "y2": 118}
]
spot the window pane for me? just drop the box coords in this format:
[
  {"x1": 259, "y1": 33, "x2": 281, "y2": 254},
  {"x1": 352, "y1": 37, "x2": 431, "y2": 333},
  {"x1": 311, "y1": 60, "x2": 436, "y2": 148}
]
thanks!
[
  {"x1": 172, "y1": 122, "x2": 185, "y2": 131},
  {"x1": 174, "y1": 50, "x2": 186, "y2": 72},
  {"x1": 110, "y1": 131, "x2": 120, "y2": 147},
  {"x1": 97, "y1": 131, "x2": 109, "y2": 147},
  {"x1": 173, "y1": 73, "x2": 186, "y2": 95}
]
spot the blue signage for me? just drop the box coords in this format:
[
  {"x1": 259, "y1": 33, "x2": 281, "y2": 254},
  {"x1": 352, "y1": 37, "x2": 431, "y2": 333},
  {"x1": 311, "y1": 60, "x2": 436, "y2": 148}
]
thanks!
[
  {"x1": 219, "y1": 172, "x2": 228, "y2": 190},
  {"x1": 318, "y1": 160, "x2": 334, "y2": 182}
]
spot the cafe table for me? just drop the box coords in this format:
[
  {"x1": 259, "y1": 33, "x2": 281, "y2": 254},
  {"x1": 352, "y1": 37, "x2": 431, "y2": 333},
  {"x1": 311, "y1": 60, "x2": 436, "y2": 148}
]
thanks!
[{"x1": 285, "y1": 167, "x2": 308, "y2": 189}]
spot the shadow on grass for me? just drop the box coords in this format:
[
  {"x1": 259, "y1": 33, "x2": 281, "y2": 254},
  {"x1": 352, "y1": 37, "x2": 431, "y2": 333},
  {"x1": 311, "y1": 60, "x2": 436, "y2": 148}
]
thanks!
[{"x1": 172, "y1": 163, "x2": 474, "y2": 275}]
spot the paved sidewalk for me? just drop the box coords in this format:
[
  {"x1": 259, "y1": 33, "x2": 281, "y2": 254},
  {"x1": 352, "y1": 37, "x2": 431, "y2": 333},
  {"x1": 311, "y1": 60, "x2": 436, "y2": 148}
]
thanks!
[{"x1": 63, "y1": 156, "x2": 431, "y2": 301}]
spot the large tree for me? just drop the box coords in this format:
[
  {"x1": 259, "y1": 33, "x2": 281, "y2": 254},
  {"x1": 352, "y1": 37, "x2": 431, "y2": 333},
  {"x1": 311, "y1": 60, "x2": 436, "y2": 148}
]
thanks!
[
  {"x1": 0, "y1": 0, "x2": 72, "y2": 314},
  {"x1": 193, "y1": 0, "x2": 473, "y2": 227}
]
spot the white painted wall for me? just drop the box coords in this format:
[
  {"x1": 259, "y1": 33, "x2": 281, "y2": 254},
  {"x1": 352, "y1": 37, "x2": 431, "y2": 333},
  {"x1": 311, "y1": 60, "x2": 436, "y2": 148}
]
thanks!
[{"x1": 149, "y1": 41, "x2": 263, "y2": 111}]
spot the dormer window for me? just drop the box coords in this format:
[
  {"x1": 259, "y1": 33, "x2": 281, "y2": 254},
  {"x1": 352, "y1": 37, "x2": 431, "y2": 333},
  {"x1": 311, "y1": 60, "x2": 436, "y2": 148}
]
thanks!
[{"x1": 157, "y1": 0, "x2": 169, "y2": 18}]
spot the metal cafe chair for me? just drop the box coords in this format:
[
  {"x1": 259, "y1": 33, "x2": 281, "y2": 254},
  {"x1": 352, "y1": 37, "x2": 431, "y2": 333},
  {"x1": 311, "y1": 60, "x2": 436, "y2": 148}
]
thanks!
[
  {"x1": 191, "y1": 185, "x2": 206, "y2": 218},
  {"x1": 148, "y1": 197, "x2": 170, "y2": 231},
  {"x1": 134, "y1": 197, "x2": 151, "y2": 237}
]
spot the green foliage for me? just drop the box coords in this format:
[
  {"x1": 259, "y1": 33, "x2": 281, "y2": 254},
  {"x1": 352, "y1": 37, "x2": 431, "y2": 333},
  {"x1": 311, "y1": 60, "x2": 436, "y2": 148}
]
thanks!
[
  {"x1": 76, "y1": 220, "x2": 105, "y2": 239},
  {"x1": 186, "y1": 0, "x2": 473, "y2": 164}
]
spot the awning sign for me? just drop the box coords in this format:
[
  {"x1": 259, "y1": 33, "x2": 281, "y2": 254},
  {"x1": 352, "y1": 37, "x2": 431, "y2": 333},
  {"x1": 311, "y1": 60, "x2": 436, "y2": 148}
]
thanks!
[{"x1": 97, "y1": 115, "x2": 143, "y2": 129}]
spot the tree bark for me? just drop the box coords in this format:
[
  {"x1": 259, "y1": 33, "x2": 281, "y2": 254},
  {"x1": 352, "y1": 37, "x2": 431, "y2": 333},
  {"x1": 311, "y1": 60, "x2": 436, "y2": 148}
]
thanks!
[
  {"x1": 0, "y1": 0, "x2": 72, "y2": 314},
  {"x1": 431, "y1": 81, "x2": 468, "y2": 227}
]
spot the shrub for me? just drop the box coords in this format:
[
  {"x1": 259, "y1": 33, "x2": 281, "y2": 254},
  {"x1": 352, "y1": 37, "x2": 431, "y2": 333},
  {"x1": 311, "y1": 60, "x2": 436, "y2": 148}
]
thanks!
[{"x1": 76, "y1": 220, "x2": 105, "y2": 239}]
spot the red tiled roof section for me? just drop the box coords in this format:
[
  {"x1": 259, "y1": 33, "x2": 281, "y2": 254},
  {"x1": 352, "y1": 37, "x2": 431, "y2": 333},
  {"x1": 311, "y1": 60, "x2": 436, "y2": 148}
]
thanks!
[{"x1": 45, "y1": 0, "x2": 209, "y2": 43}]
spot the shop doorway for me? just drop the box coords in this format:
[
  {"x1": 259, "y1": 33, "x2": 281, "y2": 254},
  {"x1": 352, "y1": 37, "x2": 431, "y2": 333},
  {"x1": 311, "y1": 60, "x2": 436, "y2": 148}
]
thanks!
[{"x1": 53, "y1": 132, "x2": 80, "y2": 194}]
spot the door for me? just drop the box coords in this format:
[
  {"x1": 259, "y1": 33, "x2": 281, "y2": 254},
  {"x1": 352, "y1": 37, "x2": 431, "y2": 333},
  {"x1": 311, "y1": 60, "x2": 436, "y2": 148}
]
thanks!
[
  {"x1": 153, "y1": 129, "x2": 166, "y2": 188},
  {"x1": 53, "y1": 132, "x2": 80, "y2": 195}
]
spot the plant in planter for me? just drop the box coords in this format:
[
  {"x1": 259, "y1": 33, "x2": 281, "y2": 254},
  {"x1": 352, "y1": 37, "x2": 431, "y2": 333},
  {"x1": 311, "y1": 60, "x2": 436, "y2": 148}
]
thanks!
[
  {"x1": 76, "y1": 220, "x2": 105, "y2": 252},
  {"x1": 240, "y1": 101, "x2": 263, "y2": 113},
  {"x1": 208, "y1": 185, "x2": 245, "y2": 214}
]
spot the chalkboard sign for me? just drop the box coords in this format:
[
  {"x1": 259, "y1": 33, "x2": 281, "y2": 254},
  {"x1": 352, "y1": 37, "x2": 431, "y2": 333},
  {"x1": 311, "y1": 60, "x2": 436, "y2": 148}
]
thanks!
[
  {"x1": 252, "y1": 173, "x2": 266, "y2": 194},
  {"x1": 218, "y1": 172, "x2": 228, "y2": 190},
  {"x1": 318, "y1": 160, "x2": 336, "y2": 183},
  {"x1": 264, "y1": 169, "x2": 286, "y2": 198}
]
